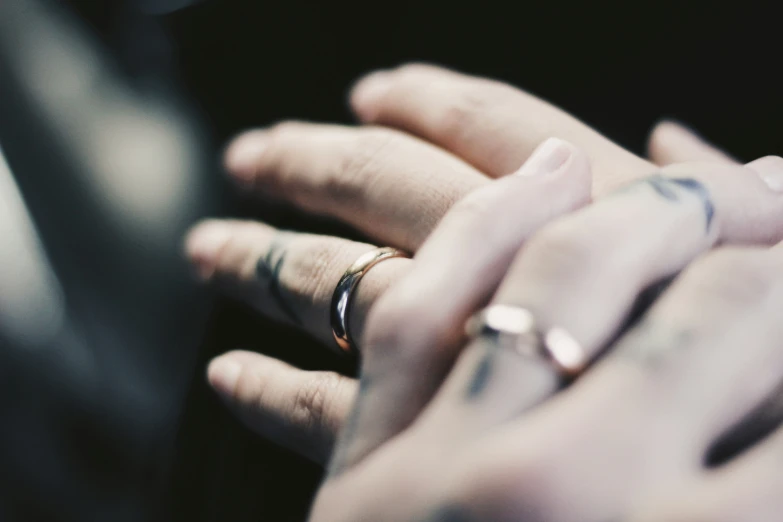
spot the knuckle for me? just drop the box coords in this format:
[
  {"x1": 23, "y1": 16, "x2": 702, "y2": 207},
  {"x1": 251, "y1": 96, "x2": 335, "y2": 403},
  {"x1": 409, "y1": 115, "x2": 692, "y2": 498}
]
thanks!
[
  {"x1": 290, "y1": 371, "x2": 341, "y2": 435},
  {"x1": 323, "y1": 128, "x2": 398, "y2": 203},
  {"x1": 288, "y1": 238, "x2": 344, "y2": 306},
  {"x1": 523, "y1": 220, "x2": 597, "y2": 278},
  {"x1": 438, "y1": 83, "x2": 506, "y2": 139},
  {"x1": 684, "y1": 248, "x2": 776, "y2": 307},
  {"x1": 364, "y1": 290, "x2": 441, "y2": 365}
]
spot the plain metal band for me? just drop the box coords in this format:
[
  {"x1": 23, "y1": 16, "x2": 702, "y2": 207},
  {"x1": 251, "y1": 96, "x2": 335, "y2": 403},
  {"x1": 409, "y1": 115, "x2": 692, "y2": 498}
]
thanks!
[
  {"x1": 465, "y1": 304, "x2": 587, "y2": 377},
  {"x1": 331, "y1": 247, "x2": 407, "y2": 354}
]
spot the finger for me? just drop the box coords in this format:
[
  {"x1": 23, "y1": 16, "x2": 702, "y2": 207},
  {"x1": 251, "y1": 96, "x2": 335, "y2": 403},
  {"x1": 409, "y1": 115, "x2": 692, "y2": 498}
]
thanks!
[
  {"x1": 455, "y1": 245, "x2": 783, "y2": 522},
  {"x1": 208, "y1": 350, "x2": 356, "y2": 464},
  {"x1": 185, "y1": 220, "x2": 410, "y2": 348},
  {"x1": 329, "y1": 138, "x2": 592, "y2": 473},
  {"x1": 747, "y1": 155, "x2": 783, "y2": 193},
  {"x1": 429, "y1": 159, "x2": 783, "y2": 431},
  {"x1": 647, "y1": 120, "x2": 738, "y2": 165},
  {"x1": 707, "y1": 378, "x2": 783, "y2": 466},
  {"x1": 350, "y1": 63, "x2": 653, "y2": 193},
  {"x1": 601, "y1": 244, "x2": 783, "y2": 450},
  {"x1": 224, "y1": 122, "x2": 487, "y2": 251},
  {"x1": 628, "y1": 421, "x2": 783, "y2": 522}
]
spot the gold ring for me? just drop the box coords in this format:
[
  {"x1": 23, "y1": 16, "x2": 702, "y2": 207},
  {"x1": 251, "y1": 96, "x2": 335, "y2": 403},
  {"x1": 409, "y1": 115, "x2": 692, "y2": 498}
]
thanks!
[
  {"x1": 331, "y1": 247, "x2": 408, "y2": 354},
  {"x1": 465, "y1": 304, "x2": 587, "y2": 377}
]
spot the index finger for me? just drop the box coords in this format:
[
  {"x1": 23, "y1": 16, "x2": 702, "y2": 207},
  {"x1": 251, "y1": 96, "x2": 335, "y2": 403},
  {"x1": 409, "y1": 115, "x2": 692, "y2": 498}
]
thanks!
[{"x1": 350, "y1": 63, "x2": 653, "y2": 194}]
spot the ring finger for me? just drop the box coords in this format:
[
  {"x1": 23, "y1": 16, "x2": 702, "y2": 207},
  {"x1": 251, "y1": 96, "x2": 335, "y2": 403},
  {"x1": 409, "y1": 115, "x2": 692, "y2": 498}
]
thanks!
[
  {"x1": 424, "y1": 158, "x2": 783, "y2": 431},
  {"x1": 185, "y1": 219, "x2": 410, "y2": 349}
]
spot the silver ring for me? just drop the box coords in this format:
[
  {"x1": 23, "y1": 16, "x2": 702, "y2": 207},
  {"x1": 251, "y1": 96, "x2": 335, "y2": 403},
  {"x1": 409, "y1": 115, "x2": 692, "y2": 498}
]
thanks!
[
  {"x1": 465, "y1": 304, "x2": 587, "y2": 377},
  {"x1": 330, "y1": 247, "x2": 408, "y2": 355}
]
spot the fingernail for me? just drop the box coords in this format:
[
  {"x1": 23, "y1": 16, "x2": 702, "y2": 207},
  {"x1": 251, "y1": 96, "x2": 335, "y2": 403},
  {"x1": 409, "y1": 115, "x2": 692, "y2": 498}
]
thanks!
[
  {"x1": 747, "y1": 156, "x2": 783, "y2": 192},
  {"x1": 184, "y1": 221, "x2": 231, "y2": 279},
  {"x1": 224, "y1": 130, "x2": 268, "y2": 184},
  {"x1": 515, "y1": 137, "x2": 574, "y2": 176},
  {"x1": 208, "y1": 358, "x2": 242, "y2": 397},
  {"x1": 351, "y1": 71, "x2": 391, "y2": 120}
]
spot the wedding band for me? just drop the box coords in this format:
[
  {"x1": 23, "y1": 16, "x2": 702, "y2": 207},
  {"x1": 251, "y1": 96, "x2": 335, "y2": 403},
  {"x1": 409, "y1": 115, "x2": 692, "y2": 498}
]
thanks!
[
  {"x1": 466, "y1": 304, "x2": 587, "y2": 377},
  {"x1": 331, "y1": 247, "x2": 408, "y2": 354}
]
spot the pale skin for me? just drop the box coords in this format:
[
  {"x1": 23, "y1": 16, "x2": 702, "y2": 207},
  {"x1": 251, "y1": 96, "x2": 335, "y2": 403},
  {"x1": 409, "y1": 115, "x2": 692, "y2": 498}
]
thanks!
[
  {"x1": 191, "y1": 139, "x2": 783, "y2": 520},
  {"x1": 185, "y1": 64, "x2": 779, "y2": 464},
  {"x1": 299, "y1": 141, "x2": 783, "y2": 521},
  {"x1": 184, "y1": 65, "x2": 783, "y2": 520}
]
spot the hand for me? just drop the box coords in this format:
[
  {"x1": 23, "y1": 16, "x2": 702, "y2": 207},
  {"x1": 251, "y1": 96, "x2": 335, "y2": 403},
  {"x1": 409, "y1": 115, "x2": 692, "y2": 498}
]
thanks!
[
  {"x1": 185, "y1": 64, "x2": 653, "y2": 461},
  {"x1": 184, "y1": 65, "x2": 752, "y2": 462},
  {"x1": 309, "y1": 149, "x2": 783, "y2": 521},
  {"x1": 628, "y1": 424, "x2": 783, "y2": 521}
]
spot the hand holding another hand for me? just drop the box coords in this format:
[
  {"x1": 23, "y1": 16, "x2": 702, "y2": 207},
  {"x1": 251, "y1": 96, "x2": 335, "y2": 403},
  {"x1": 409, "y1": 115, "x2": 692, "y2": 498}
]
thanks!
[
  {"x1": 184, "y1": 65, "x2": 782, "y2": 478},
  {"x1": 310, "y1": 143, "x2": 783, "y2": 521}
]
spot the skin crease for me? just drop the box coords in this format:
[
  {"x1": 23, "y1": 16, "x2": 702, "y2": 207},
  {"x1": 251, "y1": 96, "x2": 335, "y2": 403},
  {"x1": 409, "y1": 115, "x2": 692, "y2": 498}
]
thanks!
[
  {"x1": 185, "y1": 68, "x2": 783, "y2": 516},
  {"x1": 191, "y1": 92, "x2": 777, "y2": 464},
  {"x1": 303, "y1": 156, "x2": 783, "y2": 521},
  {"x1": 255, "y1": 234, "x2": 302, "y2": 326},
  {"x1": 184, "y1": 67, "x2": 783, "y2": 516}
]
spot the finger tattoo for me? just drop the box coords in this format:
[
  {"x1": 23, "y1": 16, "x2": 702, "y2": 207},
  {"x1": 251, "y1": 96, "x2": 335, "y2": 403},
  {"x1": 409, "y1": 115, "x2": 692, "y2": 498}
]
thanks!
[
  {"x1": 645, "y1": 175, "x2": 716, "y2": 231},
  {"x1": 466, "y1": 339, "x2": 500, "y2": 399},
  {"x1": 256, "y1": 234, "x2": 302, "y2": 325}
]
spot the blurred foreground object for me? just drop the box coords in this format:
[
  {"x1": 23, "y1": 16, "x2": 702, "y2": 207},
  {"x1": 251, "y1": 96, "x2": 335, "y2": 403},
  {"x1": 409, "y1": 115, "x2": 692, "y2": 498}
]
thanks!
[{"x1": 0, "y1": 0, "x2": 220, "y2": 520}]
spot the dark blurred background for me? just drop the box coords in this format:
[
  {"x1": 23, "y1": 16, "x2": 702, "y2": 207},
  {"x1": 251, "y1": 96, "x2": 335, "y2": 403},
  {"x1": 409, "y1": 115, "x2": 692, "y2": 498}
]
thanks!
[{"x1": 0, "y1": 0, "x2": 778, "y2": 521}]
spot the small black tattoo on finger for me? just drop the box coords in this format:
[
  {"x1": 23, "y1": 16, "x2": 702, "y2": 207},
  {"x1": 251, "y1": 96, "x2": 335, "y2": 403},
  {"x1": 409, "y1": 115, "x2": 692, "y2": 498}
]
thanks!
[
  {"x1": 645, "y1": 175, "x2": 715, "y2": 231},
  {"x1": 256, "y1": 234, "x2": 302, "y2": 325},
  {"x1": 466, "y1": 339, "x2": 499, "y2": 399}
]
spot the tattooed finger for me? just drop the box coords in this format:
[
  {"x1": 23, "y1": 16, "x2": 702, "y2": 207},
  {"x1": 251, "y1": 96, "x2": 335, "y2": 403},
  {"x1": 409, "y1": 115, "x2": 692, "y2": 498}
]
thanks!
[
  {"x1": 419, "y1": 161, "x2": 783, "y2": 435},
  {"x1": 185, "y1": 219, "x2": 410, "y2": 348}
]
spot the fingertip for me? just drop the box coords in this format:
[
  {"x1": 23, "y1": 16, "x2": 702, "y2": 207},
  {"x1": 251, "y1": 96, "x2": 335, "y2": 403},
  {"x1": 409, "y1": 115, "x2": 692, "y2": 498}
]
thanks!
[
  {"x1": 647, "y1": 119, "x2": 736, "y2": 166},
  {"x1": 651, "y1": 119, "x2": 690, "y2": 137},
  {"x1": 184, "y1": 220, "x2": 233, "y2": 279},
  {"x1": 223, "y1": 130, "x2": 268, "y2": 186},
  {"x1": 516, "y1": 138, "x2": 592, "y2": 198},
  {"x1": 207, "y1": 355, "x2": 242, "y2": 398},
  {"x1": 349, "y1": 71, "x2": 391, "y2": 121},
  {"x1": 647, "y1": 119, "x2": 686, "y2": 159},
  {"x1": 514, "y1": 138, "x2": 574, "y2": 177}
]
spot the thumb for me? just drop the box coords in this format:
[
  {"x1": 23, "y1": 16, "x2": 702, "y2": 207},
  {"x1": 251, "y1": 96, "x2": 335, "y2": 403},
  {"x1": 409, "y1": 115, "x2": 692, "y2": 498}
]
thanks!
[{"x1": 208, "y1": 350, "x2": 357, "y2": 464}]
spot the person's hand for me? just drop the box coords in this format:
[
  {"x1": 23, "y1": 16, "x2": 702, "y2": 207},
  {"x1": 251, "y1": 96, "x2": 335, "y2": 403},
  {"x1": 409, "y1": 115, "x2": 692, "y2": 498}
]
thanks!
[
  {"x1": 308, "y1": 147, "x2": 783, "y2": 521},
  {"x1": 627, "y1": 423, "x2": 783, "y2": 521},
  {"x1": 184, "y1": 64, "x2": 651, "y2": 461},
  {"x1": 184, "y1": 65, "x2": 760, "y2": 463}
]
